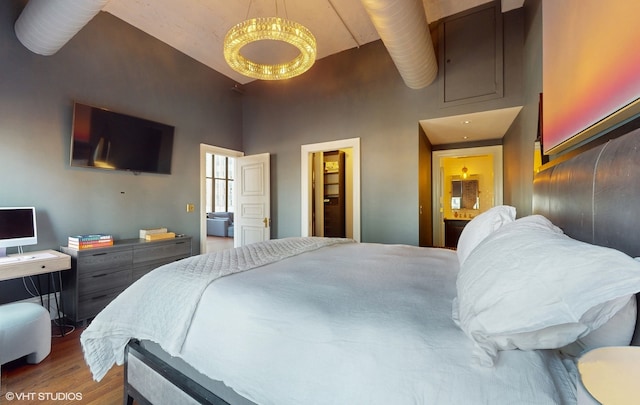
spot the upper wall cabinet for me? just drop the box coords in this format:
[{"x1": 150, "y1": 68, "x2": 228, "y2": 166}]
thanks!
[{"x1": 438, "y1": 2, "x2": 504, "y2": 106}]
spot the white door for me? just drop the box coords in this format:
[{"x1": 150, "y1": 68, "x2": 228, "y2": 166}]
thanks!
[{"x1": 234, "y1": 153, "x2": 270, "y2": 247}]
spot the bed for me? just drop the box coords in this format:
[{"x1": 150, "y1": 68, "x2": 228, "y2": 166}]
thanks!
[{"x1": 81, "y1": 124, "x2": 640, "y2": 405}]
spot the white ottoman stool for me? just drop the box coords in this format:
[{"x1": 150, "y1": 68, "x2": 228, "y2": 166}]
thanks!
[{"x1": 0, "y1": 302, "x2": 51, "y2": 365}]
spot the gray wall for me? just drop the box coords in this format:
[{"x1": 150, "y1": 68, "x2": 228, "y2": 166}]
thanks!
[
  {"x1": 0, "y1": 0, "x2": 534, "y2": 303},
  {"x1": 241, "y1": 8, "x2": 525, "y2": 244},
  {"x1": 0, "y1": 1, "x2": 241, "y2": 302},
  {"x1": 503, "y1": 0, "x2": 542, "y2": 216}
]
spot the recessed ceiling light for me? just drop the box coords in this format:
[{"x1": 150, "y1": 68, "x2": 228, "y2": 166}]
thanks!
[{"x1": 462, "y1": 120, "x2": 471, "y2": 124}]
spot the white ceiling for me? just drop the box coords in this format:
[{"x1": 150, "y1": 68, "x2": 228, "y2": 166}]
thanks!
[
  {"x1": 420, "y1": 106, "x2": 523, "y2": 145},
  {"x1": 102, "y1": 0, "x2": 523, "y2": 85},
  {"x1": 98, "y1": 0, "x2": 524, "y2": 145}
]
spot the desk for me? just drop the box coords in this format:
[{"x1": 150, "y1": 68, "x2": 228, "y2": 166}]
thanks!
[
  {"x1": 0, "y1": 250, "x2": 70, "y2": 281},
  {"x1": 0, "y1": 250, "x2": 71, "y2": 335}
]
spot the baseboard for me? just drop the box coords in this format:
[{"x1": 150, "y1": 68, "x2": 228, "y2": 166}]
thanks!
[{"x1": 18, "y1": 293, "x2": 62, "y2": 320}]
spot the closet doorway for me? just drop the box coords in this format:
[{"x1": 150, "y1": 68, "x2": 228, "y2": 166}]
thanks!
[{"x1": 301, "y1": 138, "x2": 361, "y2": 241}]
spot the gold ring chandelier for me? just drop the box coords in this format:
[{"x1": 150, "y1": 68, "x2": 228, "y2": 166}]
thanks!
[{"x1": 224, "y1": 1, "x2": 317, "y2": 81}]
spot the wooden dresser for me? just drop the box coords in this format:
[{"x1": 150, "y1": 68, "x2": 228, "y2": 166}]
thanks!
[{"x1": 61, "y1": 236, "x2": 191, "y2": 324}]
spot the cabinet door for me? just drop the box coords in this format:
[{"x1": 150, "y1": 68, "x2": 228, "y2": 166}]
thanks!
[
  {"x1": 439, "y1": 2, "x2": 503, "y2": 106},
  {"x1": 444, "y1": 220, "x2": 469, "y2": 248}
]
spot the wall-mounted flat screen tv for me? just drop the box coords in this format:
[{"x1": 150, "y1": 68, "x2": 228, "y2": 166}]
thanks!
[{"x1": 70, "y1": 102, "x2": 174, "y2": 174}]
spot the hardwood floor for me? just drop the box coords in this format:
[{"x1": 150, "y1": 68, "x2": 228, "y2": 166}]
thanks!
[
  {"x1": 206, "y1": 236, "x2": 234, "y2": 253},
  {"x1": 1, "y1": 325, "x2": 124, "y2": 404}
]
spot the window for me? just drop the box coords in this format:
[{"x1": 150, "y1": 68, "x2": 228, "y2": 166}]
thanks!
[{"x1": 206, "y1": 154, "x2": 235, "y2": 213}]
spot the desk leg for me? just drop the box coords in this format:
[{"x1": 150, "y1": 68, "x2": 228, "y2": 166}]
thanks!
[
  {"x1": 36, "y1": 275, "x2": 45, "y2": 307},
  {"x1": 52, "y1": 271, "x2": 66, "y2": 337},
  {"x1": 34, "y1": 273, "x2": 67, "y2": 337}
]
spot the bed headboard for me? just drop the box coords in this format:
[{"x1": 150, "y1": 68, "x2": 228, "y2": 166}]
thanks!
[{"x1": 533, "y1": 124, "x2": 640, "y2": 344}]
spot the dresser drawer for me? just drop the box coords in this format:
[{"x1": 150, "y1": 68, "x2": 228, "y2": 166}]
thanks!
[
  {"x1": 132, "y1": 255, "x2": 187, "y2": 281},
  {"x1": 78, "y1": 268, "x2": 132, "y2": 294},
  {"x1": 133, "y1": 239, "x2": 191, "y2": 264},
  {"x1": 77, "y1": 285, "x2": 128, "y2": 320},
  {"x1": 77, "y1": 249, "x2": 133, "y2": 274}
]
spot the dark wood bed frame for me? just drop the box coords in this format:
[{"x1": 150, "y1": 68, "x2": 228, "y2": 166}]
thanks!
[{"x1": 123, "y1": 120, "x2": 640, "y2": 405}]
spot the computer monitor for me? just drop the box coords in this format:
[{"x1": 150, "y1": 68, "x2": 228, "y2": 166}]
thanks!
[{"x1": 0, "y1": 207, "x2": 38, "y2": 257}]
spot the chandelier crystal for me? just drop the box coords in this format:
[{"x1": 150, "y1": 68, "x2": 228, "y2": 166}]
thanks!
[{"x1": 224, "y1": 17, "x2": 317, "y2": 80}]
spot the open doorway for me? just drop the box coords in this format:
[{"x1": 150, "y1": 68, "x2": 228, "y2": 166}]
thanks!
[
  {"x1": 431, "y1": 145, "x2": 503, "y2": 247},
  {"x1": 301, "y1": 138, "x2": 361, "y2": 241},
  {"x1": 309, "y1": 150, "x2": 352, "y2": 238},
  {"x1": 199, "y1": 144, "x2": 244, "y2": 254}
]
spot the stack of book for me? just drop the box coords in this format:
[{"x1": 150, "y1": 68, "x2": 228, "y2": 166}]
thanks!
[
  {"x1": 68, "y1": 234, "x2": 114, "y2": 250},
  {"x1": 139, "y1": 227, "x2": 176, "y2": 241}
]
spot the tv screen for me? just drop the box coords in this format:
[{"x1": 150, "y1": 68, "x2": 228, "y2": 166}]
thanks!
[{"x1": 70, "y1": 103, "x2": 174, "y2": 174}]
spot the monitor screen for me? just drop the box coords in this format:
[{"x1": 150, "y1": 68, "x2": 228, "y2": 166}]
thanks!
[{"x1": 0, "y1": 207, "x2": 38, "y2": 255}]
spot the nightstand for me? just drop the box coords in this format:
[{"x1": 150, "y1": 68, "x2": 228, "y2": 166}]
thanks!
[{"x1": 577, "y1": 346, "x2": 640, "y2": 404}]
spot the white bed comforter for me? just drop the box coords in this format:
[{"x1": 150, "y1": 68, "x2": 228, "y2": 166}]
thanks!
[
  {"x1": 81, "y1": 237, "x2": 352, "y2": 381},
  {"x1": 180, "y1": 242, "x2": 577, "y2": 405}
]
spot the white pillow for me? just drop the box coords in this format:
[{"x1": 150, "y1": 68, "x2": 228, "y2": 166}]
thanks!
[
  {"x1": 455, "y1": 215, "x2": 640, "y2": 367},
  {"x1": 560, "y1": 295, "x2": 637, "y2": 357},
  {"x1": 456, "y1": 205, "x2": 516, "y2": 266},
  {"x1": 507, "y1": 214, "x2": 563, "y2": 234}
]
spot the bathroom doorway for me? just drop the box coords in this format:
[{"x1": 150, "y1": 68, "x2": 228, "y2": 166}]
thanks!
[{"x1": 431, "y1": 145, "x2": 503, "y2": 247}]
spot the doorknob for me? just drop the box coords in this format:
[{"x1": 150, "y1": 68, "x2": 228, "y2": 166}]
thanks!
[{"x1": 263, "y1": 217, "x2": 270, "y2": 228}]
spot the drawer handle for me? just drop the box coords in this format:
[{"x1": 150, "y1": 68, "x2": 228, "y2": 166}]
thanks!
[
  {"x1": 176, "y1": 241, "x2": 186, "y2": 245},
  {"x1": 92, "y1": 252, "x2": 108, "y2": 256},
  {"x1": 92, "y1": 273, "x2": 108, "y2": 278},
  {"x1": 91, "y1": 294, "x2": 108, "y2": 300}
]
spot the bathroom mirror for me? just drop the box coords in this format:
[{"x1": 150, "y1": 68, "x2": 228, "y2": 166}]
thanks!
[{"x1": 451, "y1": 180, "x2": 479, "y2": 210}]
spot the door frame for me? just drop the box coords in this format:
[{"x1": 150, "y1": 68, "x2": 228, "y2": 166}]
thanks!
[
  {"x1": 301, "y1": 138, "x2": 361, "y2": 242},
  {"x1": 199, "y1": 144, "x2": 244, "y2": 254},
  {"x1": 431, "y1": 145, "x2": 503, "y2": 247}
]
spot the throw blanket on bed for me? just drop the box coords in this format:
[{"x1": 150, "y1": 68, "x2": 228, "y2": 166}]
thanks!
[{"x1": 81, "y1": 236, "x2": 353, "y2": 381}]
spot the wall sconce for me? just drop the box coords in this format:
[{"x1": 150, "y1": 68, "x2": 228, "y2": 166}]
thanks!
[{"x1": 461, "y1": 166, "x2": 469, "y2": 179}]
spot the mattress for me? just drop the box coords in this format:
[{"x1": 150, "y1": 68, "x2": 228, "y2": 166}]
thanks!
[{"x1": 178, "y1": 242, "x2": 577, "y2": 404}]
